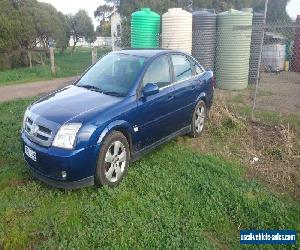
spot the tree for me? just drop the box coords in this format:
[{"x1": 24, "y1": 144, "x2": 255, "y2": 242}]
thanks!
[
  {"x1": 29, "y1": 2, "x2": 66, "y2": 48},
  {"x1": 0, "y1": 0, "x2": 72, "y2": 69},
  {"x1": 266, "y1": 0, "x2": 290, "y2": 23},
  {"x1": 0, "y1": 0, "x2": 37, "y2": 68},
  {"x1": 96, "y1": 21, "x2": 111, "y2": 37},
  {"x1": 68, "y1": 10, "x2": 95, "y2": 53},
  {"x1": 56, "y1": 12, "x2": 71, "y2": 53},
  {"x1": 94, "y1": 4, "x2": 114, "y2": 37},
  {"x1": 113, "y1": 0, "x2": 290, "y2": 20},
  {"x1": 191, "y1": 0, "x2": 265, "y2": 12},
  {"x1": 94, "y1": 4, "x2": 114, "y2": 23},
  {"x1": 117, "y1": 0, "x2": 190, "y2": 18},
  {"x1": 24, "y1": 1, "x2": 72, "y2": 65}
]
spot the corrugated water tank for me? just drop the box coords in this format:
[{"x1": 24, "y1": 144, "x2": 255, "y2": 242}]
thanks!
[
  {"x1": 292, "y1": 15, "x2": 300, "y2": 72},
  {"x1": 162, "y1": 8, "x2": 192, "y2": 54},
  {"x1": 131, "y1": 8, "x2": 160, "y2": 48},
  {"x1": 215, "y1": 9, "x2": 253, "y2": 90},
  {"x1": 192, "y1": 10, "x2": 216, "y2": 70},
  {"x1": 249, "y1": 13, "x2": 264, "y2": 84}
]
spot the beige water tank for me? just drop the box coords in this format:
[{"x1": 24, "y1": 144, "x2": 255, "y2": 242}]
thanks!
[{"x1": 162, "y1": 8, "x2": 192, "y2": 54}]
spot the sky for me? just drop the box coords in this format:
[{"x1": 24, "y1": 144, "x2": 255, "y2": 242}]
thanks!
[
  {"x1": 39, "y1": 0, "x2": 300, "y2": 29},
  {"x1": 286, "y1": 0, "x2": 300, "y2": 20},
  {"x1": 39, "y1": 0, "x2": 105, "y2": 28}
]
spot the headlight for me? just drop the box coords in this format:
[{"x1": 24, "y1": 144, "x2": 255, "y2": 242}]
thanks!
[
  {"x1": 22, "y1": 114, "x2": 26, "y2": 130},
  {"x1": 22, "y1": 109, "x2": 29, "y2": 130},
  {"x1": 52, "y1": 123, "x2": 82, "y2": 149}
]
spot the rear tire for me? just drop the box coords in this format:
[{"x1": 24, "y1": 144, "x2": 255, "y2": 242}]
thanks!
[
  {"x1": 190, "y1": 100, "x2": 207, "y2": 138},
  {"x1": 95, "y1": 131, "x2": 130, "y2": 188}
]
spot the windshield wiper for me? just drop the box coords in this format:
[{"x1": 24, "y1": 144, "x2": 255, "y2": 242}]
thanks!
[
  {"x1": 78, "y1": 85, "x2": 123, "y2": 97},
  {"x1": 78, "y1": 85, "x2": 103, "y2": 92},
  {"x1": 102, "y1": 91, "x2": 124, "y2": 97}
]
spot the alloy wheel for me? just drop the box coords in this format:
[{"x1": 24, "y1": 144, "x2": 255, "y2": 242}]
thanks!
[
  {"x1": 195, "y1": 106, "x2": 205, "y2": 133},
  {"x1": 104, "y1": 140, "x2": 127, "y2": 182}
]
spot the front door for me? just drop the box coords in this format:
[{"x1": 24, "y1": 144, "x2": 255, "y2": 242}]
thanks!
[{"x1": 133, "y1": 55, "x2": 176, "y2": 151}]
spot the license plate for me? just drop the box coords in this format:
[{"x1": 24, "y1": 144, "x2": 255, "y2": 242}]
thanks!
[{"x1": 24, "y1": 145, "x2": 37, "y2": 162}]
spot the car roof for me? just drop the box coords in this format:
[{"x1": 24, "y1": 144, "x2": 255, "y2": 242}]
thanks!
[{"x1": 116, "y1": 48, "x2": 176, "y2": 58}]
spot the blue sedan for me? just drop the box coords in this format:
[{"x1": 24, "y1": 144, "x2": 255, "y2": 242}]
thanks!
[{"x1": 21, "y1": 49, "x2": 214, "y2": 189}]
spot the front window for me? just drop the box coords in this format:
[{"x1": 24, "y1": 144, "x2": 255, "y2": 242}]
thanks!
[
  {"x1": 171, "y1": 54, "x2": 193, "y2": 82},
  {"x1": 142, "y1": 56, "x2": 171, "y2": 88},
  {"x1": 77, "y1": 53, "x2": 146, "y2": 96}
]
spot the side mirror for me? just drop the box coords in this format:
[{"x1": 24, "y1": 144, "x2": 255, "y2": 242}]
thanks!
[{"x1": 143, "y1": 83, "x2": 159, "y2": 97}]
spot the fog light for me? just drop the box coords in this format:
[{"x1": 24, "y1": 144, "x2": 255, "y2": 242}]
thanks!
[{"x1": 61, "y1": 171, "x2": 67, "y2": 179}]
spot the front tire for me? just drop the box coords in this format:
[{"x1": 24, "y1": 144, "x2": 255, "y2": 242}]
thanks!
[
  {"x1": 95, "y1": 131, "x2": 130, "y2": 188},
  {"x1": 190, "y1": 100, "x2": 207, "y2": 138}
]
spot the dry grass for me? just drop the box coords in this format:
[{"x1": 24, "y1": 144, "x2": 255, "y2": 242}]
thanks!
[{"x1": 179, "y1": 98, "x2": 300, "y2": 200}]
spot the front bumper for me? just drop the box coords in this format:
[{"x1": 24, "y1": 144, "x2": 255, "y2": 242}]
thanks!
[
  {"x1": 27, "y1": 163, "x2": 94, "y2": 189},
  {"x1": 21, "y1": 132, "x2": 99, "y2": 189}
]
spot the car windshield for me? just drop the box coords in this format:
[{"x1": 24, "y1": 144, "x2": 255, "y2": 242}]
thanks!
[{"x1": 77, "y1": 53, "x2": 146, "y2": 96}]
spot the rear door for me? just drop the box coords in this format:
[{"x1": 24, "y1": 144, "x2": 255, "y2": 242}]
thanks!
[
  {"x1": 170, "y1": 54, "x2": 196, "y2": 131},
  {"x1": 189, "y1": 56, "x2": 206, "y2": 100},
  {"x1": 133, "y1": 55, "x2": 176, "y2": 151}
]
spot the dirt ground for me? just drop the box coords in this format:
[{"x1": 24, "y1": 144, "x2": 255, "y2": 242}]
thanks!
[
  {"x1": 0, "y1": 76, "x2": 77, "y2": 103},
  {"x1": 258, "y1": 72, "x2": 300, "y2": 116},
  {"x1": 217, "y1": 72, "x2": 300, "y2": 116}
]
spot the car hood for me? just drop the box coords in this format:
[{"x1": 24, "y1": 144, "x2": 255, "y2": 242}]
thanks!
[{"x1": 29, "y1": 85, "x2": 122, "y2": 125}]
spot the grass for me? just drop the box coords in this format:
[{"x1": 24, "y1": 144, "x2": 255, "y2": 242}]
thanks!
[
  {"x1": 0, "y1": 98, "x2": 299, "y2": 249},
  {"x1": 0, "y1": 47, "x2": 110, "y2": 86},
  {"x1": 234, "y1": 105, "x2": 300, "y2": 130},
  {"x1": 247, "y1": 85, "x2": 273, "y2": 97},
  {"x1": 180, "y1": 99, "x2": 300, "y2": 199},
  {"x1": 224, "y1": 89, "x2": 300, "y2": 130}
]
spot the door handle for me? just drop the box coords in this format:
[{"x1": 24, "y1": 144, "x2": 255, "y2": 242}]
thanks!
[
  {"x1": 194, "y1": 79, "x2": 204, "y2": 85},
  {"x1": 167, "y1": 95, "x2": 174, "y2": 102}
]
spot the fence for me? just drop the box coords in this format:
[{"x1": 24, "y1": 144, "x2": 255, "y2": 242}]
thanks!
[
  {"x1": 114, "y1": 13, "x2": 300, "y2": 122},
  {"x1": 0, "y1": 47, "x2": 55, "y2": 73},
  {"x1": 252, "y1": 21, "x2": 300, "y2": 121}
]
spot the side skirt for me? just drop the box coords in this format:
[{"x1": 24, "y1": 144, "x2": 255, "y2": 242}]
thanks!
[{"x1": 131, "y1": 125, "x2": 191, "y2": 162}]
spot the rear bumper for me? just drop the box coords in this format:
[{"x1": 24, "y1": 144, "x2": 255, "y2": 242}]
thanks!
[{"x1": 21, "y1": 132, "x2": 98, "y2": 189}]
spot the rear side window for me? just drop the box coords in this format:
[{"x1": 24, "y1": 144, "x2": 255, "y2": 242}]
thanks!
[
  {"x1": 191, "y1": 58, "x2": 205, "y2": 75},
  {"x1": 171, "y1": 55, "x2": 193, "y2": 81},
  {"x1": 142, "y1": 56, "x2": 171, "y2": 88}
]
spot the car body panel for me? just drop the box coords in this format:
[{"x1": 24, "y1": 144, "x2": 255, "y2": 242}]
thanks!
[
  {"x1": 22, "y1": 133, "x2": 98, "y2": 181},
  {"x1": 30, "y1": 85, "x2": 122, "y2": 125},
  {"x1": 133, "y1": 84, "x2": 176, "y2": 150}
]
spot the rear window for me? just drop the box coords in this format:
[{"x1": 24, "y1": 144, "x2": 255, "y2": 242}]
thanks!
[
  {"x1": 171, "y1": 55, "x2": 193, "y2": 82},
  {"x1": 190, "y1": 57, "x2": 205, "y2": 75}
]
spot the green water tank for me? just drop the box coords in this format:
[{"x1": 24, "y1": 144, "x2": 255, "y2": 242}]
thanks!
[
  {"x1": 131, "y1": 8, "x2": 161, "y2": 48},
  {"x1": 215, "y1": 9, "x2": 253, "y2": 90}
]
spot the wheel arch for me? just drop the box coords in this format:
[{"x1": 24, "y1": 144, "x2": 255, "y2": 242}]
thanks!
[
  {"x1": 196, "y1": 92, "x2": 207, "y2": 107},
  {"x1": 97, "y1": 120, "x2": 134, "y2": 155},
  {"x1": 114, "y1": 127, "x2": 133, "y2": 155}
]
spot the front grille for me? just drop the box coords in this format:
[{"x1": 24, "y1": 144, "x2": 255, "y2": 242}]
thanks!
[
  {"x1": 27, "y1": 118, "x2": 33, "y2": 125},
  {"x1": 25, "y1": 117, "x2": 53, "y2": 146},
  {"x1": 39, "y1": 125, "x2": 52, "y2": 134}
]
